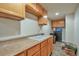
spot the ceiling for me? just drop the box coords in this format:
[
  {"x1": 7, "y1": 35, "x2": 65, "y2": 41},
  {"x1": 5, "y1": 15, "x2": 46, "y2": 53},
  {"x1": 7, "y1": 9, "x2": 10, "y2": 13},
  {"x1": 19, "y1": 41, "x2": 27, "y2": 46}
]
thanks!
[{"x1": 41, "y1": 3, "x2": 78, "y2": 20}]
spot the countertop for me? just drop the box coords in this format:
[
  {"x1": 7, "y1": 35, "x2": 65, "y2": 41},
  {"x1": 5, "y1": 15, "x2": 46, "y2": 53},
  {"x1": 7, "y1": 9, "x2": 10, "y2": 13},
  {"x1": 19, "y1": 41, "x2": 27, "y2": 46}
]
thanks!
[
  {"x1": 0, "y1": 35, "x2": 52, "y2": 56},
  {"x1": 0, "y1": 33, "x2": 44, "y2": 41}
]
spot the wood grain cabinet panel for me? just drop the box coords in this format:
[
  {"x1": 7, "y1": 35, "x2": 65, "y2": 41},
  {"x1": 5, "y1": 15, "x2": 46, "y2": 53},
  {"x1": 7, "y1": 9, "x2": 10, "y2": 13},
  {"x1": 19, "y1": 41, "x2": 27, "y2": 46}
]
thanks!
[
  {"x1": 26, "y1": 3, "x2": 47, "y2": 17},
  {"x1": 41, "y1": 46, "x2": 48, "y2": 56},
  {"x1": 33, "y1": 51, "x2": 40, "y2": 56},
  {"x1": 48, "y1": 37, "x2": 53, "y2": 44},
  {"x1": 48, "y1": 37, "x2": 53, "y2": 55},
  {"x1": 51, "y1": 19, "x2": 65, "y2": 27},
  {"x1": 15, "y1": 37, "x2": 54, "y2": 56},
  {"x1": 27, "y1": 44, "x2": 40, "y2": 56},
  {"x1": 0, "y1": 3, "x2": 25, "y2": 20},
  {"x1": 41, "y1": 40, "x2": 48, "y2": 48},
  {"x1": 38, "y1": 17, "x2": 48, "y2": 25}
]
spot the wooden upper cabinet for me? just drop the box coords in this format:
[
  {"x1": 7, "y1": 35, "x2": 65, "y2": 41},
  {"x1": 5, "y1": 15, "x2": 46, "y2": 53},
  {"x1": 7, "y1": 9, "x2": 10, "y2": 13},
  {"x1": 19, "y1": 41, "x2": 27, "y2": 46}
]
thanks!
[
  {"x1": 0, "y1": 3, "x2": 25, "y2": 20},
  {"x1": 25, "y1": 3, "x2": 47, "y2": 17},
  {"x1": 38, "y1": 17, "x2": 48, "y2": 25},
  {"x1": 51, "y1": 19, "x2": 65, "y2": 28}
]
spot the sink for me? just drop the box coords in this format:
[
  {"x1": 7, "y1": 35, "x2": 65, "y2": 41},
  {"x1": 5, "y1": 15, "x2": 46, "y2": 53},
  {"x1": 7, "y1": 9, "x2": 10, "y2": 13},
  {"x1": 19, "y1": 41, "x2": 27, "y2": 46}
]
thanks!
[
  {"x1": 28, "y1": 35, "x2": 46, "y2": 41},
  {"x1": 34, "y1": 36, "x2": 43, "y2": 39}
]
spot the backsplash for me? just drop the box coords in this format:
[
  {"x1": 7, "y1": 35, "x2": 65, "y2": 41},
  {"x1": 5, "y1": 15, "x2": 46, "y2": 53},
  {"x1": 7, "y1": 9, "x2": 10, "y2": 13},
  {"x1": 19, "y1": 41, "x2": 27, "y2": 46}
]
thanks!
[
  {"x1": 20, "y1": 18, "x2": 41, "y2": 36},
  {"x1": 40, "y1": 20, "x2": 52, "y2": 35},
  {"x1": 0, "y1": 18, "x2": 20, "y2": 37},
  {"x1": 0, "y1": 13, "x2": 52, "y2": 41}
]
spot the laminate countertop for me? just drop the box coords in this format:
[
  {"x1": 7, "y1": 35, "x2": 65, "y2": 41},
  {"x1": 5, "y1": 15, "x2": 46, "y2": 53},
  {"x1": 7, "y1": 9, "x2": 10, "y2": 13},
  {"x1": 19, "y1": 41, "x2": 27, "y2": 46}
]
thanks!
[{"x1": 0, "y1": 35, "x2": 53, "y2": 56}]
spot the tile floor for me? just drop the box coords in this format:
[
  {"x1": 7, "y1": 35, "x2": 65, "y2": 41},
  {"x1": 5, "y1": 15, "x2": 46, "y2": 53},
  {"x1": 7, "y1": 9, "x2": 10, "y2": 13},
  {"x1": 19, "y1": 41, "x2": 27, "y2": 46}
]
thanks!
[{"x1": 51, "y1": 42, "x2": 68, "y2": 56}]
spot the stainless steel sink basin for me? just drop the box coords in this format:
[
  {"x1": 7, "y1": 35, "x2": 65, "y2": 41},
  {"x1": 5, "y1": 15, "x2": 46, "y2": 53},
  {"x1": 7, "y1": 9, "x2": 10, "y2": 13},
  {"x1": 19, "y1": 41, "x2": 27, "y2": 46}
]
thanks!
[{"x1": 28, "y1": 35, "x2": 47, "y2": 41}]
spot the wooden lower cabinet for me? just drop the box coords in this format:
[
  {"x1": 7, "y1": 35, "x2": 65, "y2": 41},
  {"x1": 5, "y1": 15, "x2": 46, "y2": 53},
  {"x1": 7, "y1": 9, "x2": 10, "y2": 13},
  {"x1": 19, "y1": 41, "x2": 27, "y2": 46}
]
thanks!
[
  {"x1": 15, "y1": 37, "x2": 53, "y2": 56},
  {"x1": 41, "y1": 40, "x2": 48, "y2": 48},
  {"x1": 48, "y1": 45, "x2": 52, "y2": 55},
  {"x1": 33, "y1": 51, "x2": 40, "y2": 56},
  {"x1": 41, "y1": 46, "x2": 48, "y2": 56},
  {"x1": 48, "y1": 37, "x2": 53, "y2": 55},
  {"x1": 15, "y1": 51, "x2": 26, "y2": 56},
  {"x1": 27, "y1": 44, "x2": 40, "y2": 56}
]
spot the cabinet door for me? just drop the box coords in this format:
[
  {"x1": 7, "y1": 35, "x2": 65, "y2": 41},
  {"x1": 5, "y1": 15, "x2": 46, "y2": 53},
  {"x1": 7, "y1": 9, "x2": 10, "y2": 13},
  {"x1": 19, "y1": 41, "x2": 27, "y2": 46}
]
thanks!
[
  {"x1": 41, "y1": 40, "x2": 48, "y2": 48},
  {"x1": 38, "y1": 17, "x2": 48, "y2": 25},
  {"x1": 52, "y1": 19, "x2": 64, "y2": 27},
  {"x1": 48, "y1": 37, "x2": 53, "y2": 55},
  {"x1": 48, "y1": 45, "x2": 51, "y2": 55},
  {"x1": 27, "y1": 44, "x2": 40, "y2": 56},
  {"x1": 43, "y1": 19, "x2": 48, "y2": 25},
  {"x1": 26, "y1": 3, "x2": 47, "y2": 17},
  {"x1": 0, "y1": 3, "x2": 25, "y2": 20},
  {"x1": 33, "y1": 51, "x2": 40, "y2": 56},
  {"x1": 41, "y1": 46, "x2": 48, "y2": 56}
]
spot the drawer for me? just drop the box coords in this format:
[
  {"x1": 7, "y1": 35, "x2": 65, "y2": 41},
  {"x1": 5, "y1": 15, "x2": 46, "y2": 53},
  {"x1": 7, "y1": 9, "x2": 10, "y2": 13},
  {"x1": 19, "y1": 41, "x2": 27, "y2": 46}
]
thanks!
[
  {"x1": 41, "y1": 40, "x2": 48, "y2": 48},
  {"x1": 27, "y1": 44, "x2": 40, "y2": 56}
]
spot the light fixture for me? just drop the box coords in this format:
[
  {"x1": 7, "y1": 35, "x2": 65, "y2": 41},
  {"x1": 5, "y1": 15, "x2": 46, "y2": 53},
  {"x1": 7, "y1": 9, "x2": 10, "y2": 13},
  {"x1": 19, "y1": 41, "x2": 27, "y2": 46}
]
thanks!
[
  {"x1": 43, "y1": 15, "x2": 47, "y2": 18},
  {"x1": 55, "y1": 12, "x2": 59, "y2": 16}
]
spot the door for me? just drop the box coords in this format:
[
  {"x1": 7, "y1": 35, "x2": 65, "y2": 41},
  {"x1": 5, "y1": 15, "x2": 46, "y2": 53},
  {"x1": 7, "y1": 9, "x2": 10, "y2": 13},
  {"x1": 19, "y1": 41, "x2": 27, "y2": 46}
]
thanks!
[{"x1": 55, "y1": 28, "x2": 62, "y2": 42}]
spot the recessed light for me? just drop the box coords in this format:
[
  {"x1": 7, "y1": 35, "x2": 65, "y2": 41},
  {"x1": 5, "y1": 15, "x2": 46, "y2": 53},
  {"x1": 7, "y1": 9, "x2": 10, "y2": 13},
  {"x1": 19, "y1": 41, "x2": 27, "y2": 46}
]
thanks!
[
  {"x1": 43, "y1": 15, "x2": 47, "y2": 18},
  {"x1": 55, "y1": 13, "x2": 59, "y2": 15}
]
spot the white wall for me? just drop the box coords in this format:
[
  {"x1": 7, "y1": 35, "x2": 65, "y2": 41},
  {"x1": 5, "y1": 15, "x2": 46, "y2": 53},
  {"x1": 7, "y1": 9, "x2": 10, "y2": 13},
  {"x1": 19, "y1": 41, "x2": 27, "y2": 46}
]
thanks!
[
  {"x1": 65, "y1": 14, "x2": 74, "y2": 43},
  {"x1": 40, "y1": 19, "x2": 52, "y2": 35},
  {"x1": 0, "y1": 12, "x2": 52, "y2": 41},
  {"x1": 74, "y1": 6, "x2": 79, "y2": 55},
  {"x1": 20, "y1": 13, "x2": 40, "y2": 35},
  {"x1": 20, "y1": 17, "x2": 52, "y2": 36},
  {"x1": 74, "y1": 6, "x2": 79, "y2": 45},
  {"x1": 64, "y1": 6, "x2": 79, "y2": 55},
  {"x1": 62, "y1": 28, "x2": 65, "y2": 42},
  {"x1": 0, "y1": 18, "x2": 20, "y2": 37},
  {"x1": 20, "y1": 18, "x2": 40, "y2": 35},
  {"x1": 0, "y1": 13, "x2": 41, "y2": 37},
  {"x1": 21, "y1": 12, "x2": 53, "y2": 36}
]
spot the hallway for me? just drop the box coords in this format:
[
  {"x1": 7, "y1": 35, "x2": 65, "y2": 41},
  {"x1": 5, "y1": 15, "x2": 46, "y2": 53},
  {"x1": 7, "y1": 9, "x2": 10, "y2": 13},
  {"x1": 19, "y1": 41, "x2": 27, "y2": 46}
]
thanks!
[{"x1": 52, "y1": 42, "x2": 68, "y2": 56}]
